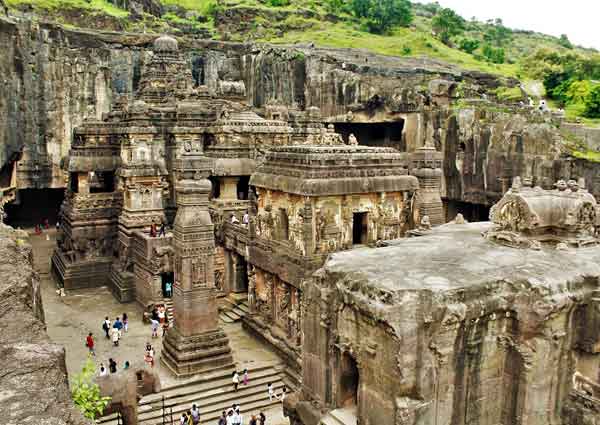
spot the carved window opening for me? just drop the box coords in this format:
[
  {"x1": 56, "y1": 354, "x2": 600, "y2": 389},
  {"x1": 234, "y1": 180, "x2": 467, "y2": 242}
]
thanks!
[
  {"x1": 334, "y1": 121, "x2": 405, "y2": 151},
  {"x1": 352, "y1": 212, "x2": 368, "y2": 245},
  {"x1": 279, "y1": 208, "x2": 289, "y2": 241},
  {"x1": 89, "y1": 171, "x2": 115, "y2": 193},
  {"x1": 339, "y1": 352, "x2": 359, "y2": 408},
  {"x1": 161, "y1": 272, "x2": 174, "y2": 298}
]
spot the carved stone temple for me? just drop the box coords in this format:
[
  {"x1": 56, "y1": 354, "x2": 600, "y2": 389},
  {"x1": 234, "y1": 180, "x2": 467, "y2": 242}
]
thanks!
[{"x1": 45, "y1": 34, "x2": 600, "y2": 425}]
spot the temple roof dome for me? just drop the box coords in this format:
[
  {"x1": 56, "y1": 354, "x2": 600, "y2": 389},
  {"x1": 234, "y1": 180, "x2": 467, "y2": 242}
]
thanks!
[{"x1": 153, "y1": 35, "x2": 179, "y2": 53}]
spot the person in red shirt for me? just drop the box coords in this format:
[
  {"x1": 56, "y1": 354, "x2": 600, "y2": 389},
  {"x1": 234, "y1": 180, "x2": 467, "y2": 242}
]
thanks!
[{"x1": 86, "y1": 332, "x2": 95, "y2": 356}]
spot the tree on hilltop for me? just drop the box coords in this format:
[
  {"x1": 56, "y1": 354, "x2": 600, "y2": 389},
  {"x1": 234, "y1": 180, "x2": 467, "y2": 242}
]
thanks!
[
  {"x1": 431, "y1": 7, "x2": 465, "y2": 45},
  {"x1": 351, "y1": 0, "x2": 413, "y2": 34}
]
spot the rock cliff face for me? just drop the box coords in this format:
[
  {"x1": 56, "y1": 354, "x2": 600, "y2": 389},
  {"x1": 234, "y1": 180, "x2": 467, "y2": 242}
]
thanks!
[
  {"x1": 0, "y1": 224, "x2": 90, "y2": 425},
  {"x1": 0, "y1": 15, "x2": 598, "y2": 205}
]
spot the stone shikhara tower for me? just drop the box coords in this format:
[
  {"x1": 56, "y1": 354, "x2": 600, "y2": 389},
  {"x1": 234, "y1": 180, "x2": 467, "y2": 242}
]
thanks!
[{"x1": 161, "y1": 170, "x2": 233, "y2": 377}]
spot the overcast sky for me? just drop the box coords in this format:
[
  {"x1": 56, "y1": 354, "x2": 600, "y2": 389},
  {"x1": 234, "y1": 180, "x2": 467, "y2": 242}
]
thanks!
[{"x1": 427, "y1": 0, "x2": 599, "y2": 50}]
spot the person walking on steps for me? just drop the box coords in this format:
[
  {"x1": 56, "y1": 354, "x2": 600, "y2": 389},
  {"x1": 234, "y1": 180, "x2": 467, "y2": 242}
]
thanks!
[
  {"x1": 278, "y1": 386, "x2": 287, "y2": 403},
  {"x1": 258, "y1": 412, "x2": 266, "y2": 425},
  {"x1": 226, "y1": 410, "x2": 234, "y2": 425},
  {"x1": 267, "y1": 382, "x2": 275, "y2": 401},
  {"x1": 86, "y1": 332, "x2": 95, "y2": 356},
  {"x1": 243, "y1": 368, "x2": 249, "y2": 386},
  {"x1": 190, "y1": 403, "x2": 200, "y2": 425},
  {"x1": 249, "y1": 415, "x2": 257, "y2": 425},
  {"x1": 218, "y1": 411, "x2": 227, "y2": 425},
  {"x1": 232, "y1": 370, "x2": 240, "y2": 392}
]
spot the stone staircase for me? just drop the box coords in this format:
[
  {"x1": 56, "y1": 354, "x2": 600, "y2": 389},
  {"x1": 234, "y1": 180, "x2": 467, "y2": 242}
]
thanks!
[
  {"x1": 97, "y1": 361, "x2": 284, "y2": 425},
  {"x1": 219, "y1": 300, "x2": 249, "y2": 324}
]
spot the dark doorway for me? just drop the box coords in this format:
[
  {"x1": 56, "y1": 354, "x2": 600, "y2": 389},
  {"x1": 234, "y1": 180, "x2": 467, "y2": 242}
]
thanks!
[
  {"x1": 237, "y1": 176, "x2": 250, "y2": 200},
  {"x1": 161, "y1": 272, "x2": 174, "y2": 298},
  {"x1": 89, "y1": 171, "x2": 115, "y2": 193},
  {"x1": 352, "y1": 212, "x2": 368, "y2": 245},
  {"x1": 5, "y1": 188, "x2": 64, "y2": 228},
  {"x1": 334, "y1": 121, "x2": 405, "y2": 151},
  {"x1": 339, "y1": 352, "x2": 359, "y2": 407},
  {"x1": 235, "y1": 254, "x2": 249, "y2": 293},
  {"x1": 445, "y1": 200, "x2": 491, "y2": 223}
]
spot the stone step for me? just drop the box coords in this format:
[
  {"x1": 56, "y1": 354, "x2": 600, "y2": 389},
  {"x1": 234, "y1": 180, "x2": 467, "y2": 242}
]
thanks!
[
  {"x1": 232, "y1": 306, "x2": 247, "y2": 317},
  {"x1": 223, "y1": 309, "x2": 242, "y2": 321},
  {"x1": 137, "y1": 377, "x2": 285, "y2": 424},
  {"x1": 236, "y1": 302, "x2": 250, "y2": 314},
  {"x1": 140, "y1": 363, "x2": 280, "y2": 405},
  {"x1": 220, "y1": 313, "x2": 235, "y2": 323}
]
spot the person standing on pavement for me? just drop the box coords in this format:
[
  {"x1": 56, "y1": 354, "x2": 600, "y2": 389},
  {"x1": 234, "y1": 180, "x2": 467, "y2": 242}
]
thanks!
[
  {"x1": 108, "y1": 358, "x2": 117, "y2": 374},
  {"x1": 122, "y1": 313, "x2": 129, "y2": 332},
  {"x1": 86, "y1": 332, "x2": 95, "y2": 356},
  {"x1": 111, "y1": 325, "x2": 120, "y2": 346},
  {"x1": 103, "y1": 316, "x2": 111, "y2": 339},
  {"x1": 151, "y1": 318, "x2": 160, "y2": 338}
]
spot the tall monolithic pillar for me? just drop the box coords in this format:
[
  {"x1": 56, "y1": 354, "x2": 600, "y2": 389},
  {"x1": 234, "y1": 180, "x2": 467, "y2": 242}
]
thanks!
[
  {"x1": 410, "y1": 142, "x2": 444, "y2": 226},
  {"x1": 161, "y1": 177, "x2": 234, "y2": 377}
]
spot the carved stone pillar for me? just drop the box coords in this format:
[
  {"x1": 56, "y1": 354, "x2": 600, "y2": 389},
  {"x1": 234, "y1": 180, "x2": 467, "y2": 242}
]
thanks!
[
  {"x1": 161, "y1": 177, "x2": 233, "y2": 377},
  {"x1": 410, "y1": 142, "x2": 444, "y2": 226}
]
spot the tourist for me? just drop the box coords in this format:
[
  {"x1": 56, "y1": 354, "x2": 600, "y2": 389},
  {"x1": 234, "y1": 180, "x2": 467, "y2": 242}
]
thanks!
[
  {"x1": 267, "y1": 382, "x2": 274, "y2": 401},
  {"x1": 55, "y1": 221, "x2": 60, "y2": 231},
  {"x1": 86, "y1": 332, "x2": 95, "y2": 356},
  {"x1": 151, "y1": 318, "x2": 160, "y2": 338},
  {"x1": 44, "y1": 218, "x2": 49, "y2": 229},
  {"x1": 150, "y1": 222, "x2": 157, "y2": 237},
  {"x1": 242, "y1": 211, "x2": 249, "y2": 226},
  {"x1": 111, "y1": 326, "x2": 120, "y2": 346},
  {"x1": 144, "y1": 350, "x2": 153, "y2": 368},
  {"x1": 124, "y1": 361, "x2": 130, "y2": 370},
  {"x1": 158, "y1": 221, "x2": 166, "y2": 237},
  {"x1": 158, "y1": 306, "x2": 166, "y2": 324},
  {"x1": 226, "y1": 410, "x2": 235, "y2": 425},
  {"x1": 231, "y1": 214, "x2": 239, "y2": 224},
  {"x1": 151, "y1": 307, "x2": 159, "y2": 322},
  {"x1": 249, "y1": 415, "x2": 257, "y2": 425},
  {"x1": 232, "y1": 370, "x2": 240, "y2": 391},
  {"x1": 102, "y1": 316, "x2": 111, "y2": 339},
  {"x1": 99, "y1": 363, "x2": 108, "y2": 377},
  {"x1": 113, "y1": 316, "x2": 123, "y2": 335},
  {"x1": 162, "y1": 318, "x2": 169, "y2": 337},
  {"x1": 165, "y1": 281, "x2": 172, "y2": 298},
  {"x1": 148, "y1": 345, "x2": 155, "y2": 367},
  {"x1": 242, "y1": 368, "x2": 249, "y2": 385},
  {"x1": 180, "y1": 412, "x2": 189, "y2": 425},
  {"x1": 122, "y1": 312, "x2": 129, "y2": 332},
  {"x1": 109, "y1": 358, "x2": 117, "y2": 374},
  {"x1": 190, "y1": 404, "x2": 200, "y2": 425},
  {"x1": 234, "y1": 406, "x2": 242, "y2": 425},
  {"x1": 277, "y1": 386, "x2": 287, "y2": 402},
  {"x1": 218, "y1": 411, "x2": 227, "y2": 425},
  {"x1": 258, "y1": 412, "x2": 266, "y2": 425}
]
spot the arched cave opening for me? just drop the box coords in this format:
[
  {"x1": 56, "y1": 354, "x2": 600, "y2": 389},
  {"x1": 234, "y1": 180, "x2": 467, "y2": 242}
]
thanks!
[
  {"x1": 445, "y1": 200, "x2": 491, "y2": 223},
  {"x1": 5, "y1": 188, "x2": 64, "y2": 228},
  {"x1": 334, "y1": 121, "x2": 405, "y2": 151},
  {"x1": 339, "y1": 352, "x2": 360, "y2": 408}
]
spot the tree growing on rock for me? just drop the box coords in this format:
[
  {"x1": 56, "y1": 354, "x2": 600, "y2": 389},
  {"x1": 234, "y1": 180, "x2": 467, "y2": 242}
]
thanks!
[
  {"x1": 431, "y1": 7, "x2": 465, "y2": 45},
  {"x1": 351, "y1": 0, "x2": 413, "y2": 34},
  {"x1": 584, "y1": 85, "x2": 600, "y2": 118},
  {"x1": 71, "y1": 358, "x2": 111, "y2": 420}
]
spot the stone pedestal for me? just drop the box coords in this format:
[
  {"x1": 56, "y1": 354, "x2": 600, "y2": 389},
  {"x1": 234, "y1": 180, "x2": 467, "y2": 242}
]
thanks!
[
  {"x1": 410, "y1": 143, "x2": 444, "y2": 226},
  {"x1": 161, "y1": 178, "x2": 233, "y2": 377}
]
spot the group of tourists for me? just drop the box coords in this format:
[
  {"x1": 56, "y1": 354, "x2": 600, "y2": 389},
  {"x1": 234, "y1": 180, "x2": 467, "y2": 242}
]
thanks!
[
  {"x1": 150, "y1": 305, "x2": 169, "y2": 338},
  {"x1": 99, "y1": 358, "x2": 130, "y2": 376},
  {"x1": 101, "y1": 314, "x2": 129, "y2": 346},
  {"x1": 230, "y1": 211, "x2": 249, "y2": 226},
  {"x1": 177, "y1": 403, "x2": 267, "y2": 425},
  {"x1": 149, "y1": 221, "x2": 167, "y2": 238}
]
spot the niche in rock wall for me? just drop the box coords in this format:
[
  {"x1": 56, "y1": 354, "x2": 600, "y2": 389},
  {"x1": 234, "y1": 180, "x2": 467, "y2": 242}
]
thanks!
[
  {"x1": 191, "y1": 56, "x2": 205, "y2": 87},
  {"x1": 334, "y1": 121, "x2": 405, "y2": 151},
  {"x1": 5, "y1": 188, "x2": 65, "y2": 227},
  {"x1": 445, "y1": 200, "x2": 491, "y2": 223}
]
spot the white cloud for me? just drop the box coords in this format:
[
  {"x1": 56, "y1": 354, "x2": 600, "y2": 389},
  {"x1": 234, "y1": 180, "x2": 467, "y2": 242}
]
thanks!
[{"x1": 427, "y1": 0, "x2": 599, "y2": 50}]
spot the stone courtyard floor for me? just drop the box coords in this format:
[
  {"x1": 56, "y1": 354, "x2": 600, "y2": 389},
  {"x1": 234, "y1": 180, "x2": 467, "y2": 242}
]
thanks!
[{"x1": 28, "y1": 227, "x2": 287, "y2": 425}]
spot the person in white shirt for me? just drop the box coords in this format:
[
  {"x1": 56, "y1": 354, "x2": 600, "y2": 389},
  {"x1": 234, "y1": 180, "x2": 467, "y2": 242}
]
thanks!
[
  {"x1": 267, "y1": 382, "x2": 274, "y2": 401},
  {"x1": 242, "y1": 212, "x2": 249, "y2": 226},
  {"x1": 231, "y1": 214, "x2": 240, "y2": 224},
  {"x1": 232, "y1": 371, "x2": 240, "y2": 391},
  {"x1": 226, "y1": 410, "x2": 235, "y2": 425},
  {"x1": 278, "y1": 386, "x2": 287, "y2": 402},
  {"x1": 99, "y1": 364, "x2": 108, "y2": 377}
]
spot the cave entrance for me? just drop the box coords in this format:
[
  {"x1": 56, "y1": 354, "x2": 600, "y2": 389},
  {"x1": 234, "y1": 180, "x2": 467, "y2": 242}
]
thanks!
[
  {"x1": 5, "y1": 188, "x2": 64, "y2": 228},
  {"x1": 161, "y1": 272, "x2": 174, "y2": 298},
  {"x1": 334, "y1": 121, "x2": 405, "y2": 150},
  {"x1": 445, "y1": 200, "x2": 491, "y2": 223},
  {"x1": 339, "y1": 352, "x2": 360, "y2": 408},
  {"x1": 352, "y1": 212, "x2": 368, "y2": 245}
]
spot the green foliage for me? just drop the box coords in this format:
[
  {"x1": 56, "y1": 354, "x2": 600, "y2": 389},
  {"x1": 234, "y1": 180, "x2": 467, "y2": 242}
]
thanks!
[
  {"x1": 71, "y1": 358, "x2": 111, "y2": 420},
  {"x1": 482, "y1": 43, "x2": 505, "y2": 64},
  {"x1": 558, "y1": 34, "x2": 573, "y2": 49},
  {"x1": 494, "y1": 86, "x2": 523, "y2": 102},
  {"x1": 483, "y1": 19, "x2": 512, "y2": 46},
  {"x1": 459, "y1": 38, "x2": 479, "y2": 54},
  {"x1": 266, "y1": 0, "x2": 290, "y2": 6},
  {"x1": 584, "y1": 85, "x2": 600, "y2": 118},
  {"x1": 350, "y1": 0, "x2": 413, "y2": 34},
  {"x1": 324, "y1": 0, "x2": 350, "y2": 14},
  {"x1": 431, "y1": 8, "x2": 464, "y2": 45}
]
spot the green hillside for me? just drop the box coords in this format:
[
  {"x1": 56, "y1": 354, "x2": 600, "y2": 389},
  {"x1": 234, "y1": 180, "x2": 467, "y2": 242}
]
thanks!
[{"x1": 5, "y1": 0, "x2": 600, "y2": 123}]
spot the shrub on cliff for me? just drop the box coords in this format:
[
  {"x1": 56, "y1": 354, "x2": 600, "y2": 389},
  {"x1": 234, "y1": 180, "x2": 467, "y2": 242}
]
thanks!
[
  {"x1": 71, "y1": 358, "x2": 111, "y2": 420},
  {"x1": 350, "y1": 0, "x2": 413, "y2": 34},
  {"x1": 584, "y1": 85, "x2": 600, "y2": 118}
]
